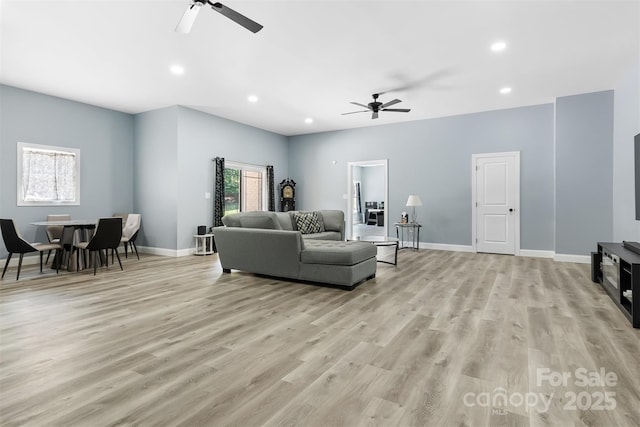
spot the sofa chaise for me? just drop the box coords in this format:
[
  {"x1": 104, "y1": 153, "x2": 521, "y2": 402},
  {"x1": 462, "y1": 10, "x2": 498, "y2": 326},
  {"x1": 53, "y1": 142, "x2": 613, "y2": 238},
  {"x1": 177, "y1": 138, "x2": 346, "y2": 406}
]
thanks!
[{"x1": 214, "y1": 210, "x2": 377, "y2": 290}]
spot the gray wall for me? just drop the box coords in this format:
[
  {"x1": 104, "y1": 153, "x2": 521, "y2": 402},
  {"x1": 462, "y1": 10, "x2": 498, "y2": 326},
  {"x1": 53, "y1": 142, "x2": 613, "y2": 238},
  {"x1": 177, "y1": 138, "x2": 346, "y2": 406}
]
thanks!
[
  {"x1": 0, "y1": 85, "x2": 134, "y2": 258},
  {"x1": 2, "y1": 82, "x2": 628, "y2": 258},
  {"x1": 613, "y1": 60, "x2": 640, "y2": 242},
  {"x1": 175, "y1": 106, "x2": 289, "y2": 251},
  {"x1": 129, "y1": 106, "x2": 290, "y2": 253},
  {"x1": 555, "y1": 91, "x2": 614, "y2": 255},
  {"x1": 134, "y1": 106, "x2": 179, "y2": 251},
  {"x1": 361, "y1": 165, "x2": 385, "y2": 207},
  {"x1": 288, "y1": 104, "x2": 555, "y2": 250}
]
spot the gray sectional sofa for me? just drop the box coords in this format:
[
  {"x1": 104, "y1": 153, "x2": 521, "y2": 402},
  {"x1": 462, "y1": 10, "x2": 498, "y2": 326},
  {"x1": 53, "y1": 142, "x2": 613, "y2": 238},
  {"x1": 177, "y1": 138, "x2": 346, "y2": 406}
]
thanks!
[
  {"x1": 214, "y1": 210, "x2": 377, "y2": 290},
  {"x1": 220, "y1": 210, "x2": 345, "y2": 240}
]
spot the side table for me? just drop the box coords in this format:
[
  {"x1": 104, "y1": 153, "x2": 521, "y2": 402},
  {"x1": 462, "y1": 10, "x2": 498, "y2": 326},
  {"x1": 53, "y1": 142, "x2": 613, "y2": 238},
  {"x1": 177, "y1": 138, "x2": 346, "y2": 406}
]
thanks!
[
  {"x1": 348, "y1": 236, "x2": 399, "y2": 265},
  {"x1": 194, "y1": 233, "x2": 216, "y2": 256},
  {"x1": 394, "y1": 222, "x2": 421, "y2": 250}
]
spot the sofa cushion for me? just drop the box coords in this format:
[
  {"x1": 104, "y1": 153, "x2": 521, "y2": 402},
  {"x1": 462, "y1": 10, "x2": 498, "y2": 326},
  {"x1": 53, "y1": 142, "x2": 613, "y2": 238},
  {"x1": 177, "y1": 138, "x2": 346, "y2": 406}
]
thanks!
[
  {"x1": 301, "y1": 240, "x2": 376, "y2": 266},
  {"x1": 294, "y1": 211, "x2": 325, "y2": 234},
  {"x1": 319, "y1": 210, "x2": 343, "y2": 233},
  {"x1": 239, "y1": 214, "x2": 282, "y2": 230},
  {"x1": 274, "y1": 212, "x2": 294, "y2": 230},
  {"x1": 222, "y1": 212, "x2": 283, "y2": 230},
  {"x1": 221, "y1": 214, "x2": 242, "y2": 227},
  {"x1": 302, "y1": 231, "x2": 342, "y2": 241}
]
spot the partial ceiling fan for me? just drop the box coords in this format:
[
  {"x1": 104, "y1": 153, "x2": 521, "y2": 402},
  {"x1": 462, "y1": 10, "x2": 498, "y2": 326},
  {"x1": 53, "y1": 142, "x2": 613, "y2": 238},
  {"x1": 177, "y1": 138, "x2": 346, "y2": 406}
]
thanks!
[
  {"x1": 176, "y1": 1, "x2": 263, "y2": 34},
  {"x1": 341, "y1": 93, "x2": 411, "y2": 119}
]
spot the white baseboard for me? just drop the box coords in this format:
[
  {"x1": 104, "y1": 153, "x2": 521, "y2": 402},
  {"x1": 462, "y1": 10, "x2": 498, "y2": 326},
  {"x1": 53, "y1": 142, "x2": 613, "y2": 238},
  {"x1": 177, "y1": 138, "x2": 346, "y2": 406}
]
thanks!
[
  {"x1": 554, "y1": 253, "x2": 592, "y2": 264},
  {"x1": 519, "y1": 249, "x2": 555, "y2": 258},
  {"x1": 418, "y1": 242, "x2": 474, "y2": 252},
  {"x1": 416, "y1": 243, "x2": 587, "y2": 263},
  {"x1": 0, "y1": 254, "x2": 42, "y2": 267},
  {"x1": 1, "y1": 246, "x2": 137, "y2": 268},
  {"x1": 137, "y1": 246, "x2": 195, "y2": 257}
]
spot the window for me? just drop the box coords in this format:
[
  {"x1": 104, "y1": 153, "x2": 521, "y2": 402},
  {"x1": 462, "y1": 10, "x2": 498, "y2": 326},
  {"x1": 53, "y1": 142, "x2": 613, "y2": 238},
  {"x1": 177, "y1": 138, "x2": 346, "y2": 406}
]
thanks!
[
  {"x1": 17, "y1": 142, "x2": 80, "y2": 206},
  {"x1": 223, "y1": 161, "x2": 266, "y2": 216}
]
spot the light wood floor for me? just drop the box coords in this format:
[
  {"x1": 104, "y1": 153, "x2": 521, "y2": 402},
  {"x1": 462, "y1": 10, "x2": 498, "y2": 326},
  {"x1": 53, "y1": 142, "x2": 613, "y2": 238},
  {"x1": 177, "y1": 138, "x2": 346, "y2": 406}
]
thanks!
[{"x1": 1, "y1": 249, "x2": 639, "y2": 426}]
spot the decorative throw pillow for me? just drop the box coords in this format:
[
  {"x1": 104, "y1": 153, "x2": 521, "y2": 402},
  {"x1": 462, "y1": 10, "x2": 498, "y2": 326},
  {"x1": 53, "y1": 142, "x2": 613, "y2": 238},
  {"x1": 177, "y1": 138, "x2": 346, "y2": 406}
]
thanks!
[{"x1": 294, "y1": 211, "x2": 325, "y2": 234}]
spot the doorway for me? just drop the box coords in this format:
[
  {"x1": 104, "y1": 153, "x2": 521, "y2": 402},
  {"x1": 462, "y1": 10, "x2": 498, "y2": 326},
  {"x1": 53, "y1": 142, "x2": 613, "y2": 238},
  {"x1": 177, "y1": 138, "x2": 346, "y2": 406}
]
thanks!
[
  {"x1": 347, "y1": 160, "x2": 388, "y2": 240},
  {"x1": 472, "y1": 152, "x2": 520, "y2": 255}
]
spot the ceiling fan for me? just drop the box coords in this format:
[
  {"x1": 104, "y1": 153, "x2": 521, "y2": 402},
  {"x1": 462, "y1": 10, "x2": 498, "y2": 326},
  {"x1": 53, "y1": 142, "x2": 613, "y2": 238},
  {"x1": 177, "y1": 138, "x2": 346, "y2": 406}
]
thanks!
[
  {"x1": 341, "y1": 93, "x2": 411, "y2": 119},
  {"x1": 176, "y1": 1, "x2": 263, "y2": 34}
]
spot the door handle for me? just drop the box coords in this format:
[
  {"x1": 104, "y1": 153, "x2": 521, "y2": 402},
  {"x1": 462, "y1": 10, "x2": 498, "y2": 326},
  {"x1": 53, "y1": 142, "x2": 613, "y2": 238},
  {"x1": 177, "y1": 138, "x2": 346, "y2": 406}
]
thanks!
[{"x1": 509, "y1": 208, "x2": 514, "y2": 212}]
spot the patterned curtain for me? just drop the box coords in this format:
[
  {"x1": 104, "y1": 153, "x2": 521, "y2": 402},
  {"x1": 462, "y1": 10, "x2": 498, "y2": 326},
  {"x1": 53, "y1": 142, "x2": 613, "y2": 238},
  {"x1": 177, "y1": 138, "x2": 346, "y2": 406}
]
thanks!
[
  {"x1": 214, "y1": 157, "x2": 225, "y2": 227},
  {"x1": 266, "y1": 165, "x2": 275, "y2": 211}
]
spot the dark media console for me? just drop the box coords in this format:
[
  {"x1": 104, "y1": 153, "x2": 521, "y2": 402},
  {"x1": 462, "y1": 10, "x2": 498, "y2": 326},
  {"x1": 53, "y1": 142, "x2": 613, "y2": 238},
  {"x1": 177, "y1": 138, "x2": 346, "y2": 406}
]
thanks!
[
  {"x1": 623, "y1": 240, "x2": 640, "y2": 255},
  {"x1": 592, "y1": 242, "x2": 640, "y2": 328}
]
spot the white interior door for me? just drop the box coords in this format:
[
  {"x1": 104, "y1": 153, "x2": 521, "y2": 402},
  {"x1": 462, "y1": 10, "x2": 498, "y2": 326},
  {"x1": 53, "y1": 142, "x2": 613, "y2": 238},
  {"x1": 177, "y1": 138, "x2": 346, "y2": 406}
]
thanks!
[{"x1": 473, "y1": 152, "x2": 519, "y2": 255}]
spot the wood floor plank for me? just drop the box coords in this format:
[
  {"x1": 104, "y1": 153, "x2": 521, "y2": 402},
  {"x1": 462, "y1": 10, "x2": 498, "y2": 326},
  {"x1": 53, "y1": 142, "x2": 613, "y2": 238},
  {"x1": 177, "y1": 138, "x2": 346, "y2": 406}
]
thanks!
[{"x1": 1, "y1": 250, "x2": 638, "y2": 426}]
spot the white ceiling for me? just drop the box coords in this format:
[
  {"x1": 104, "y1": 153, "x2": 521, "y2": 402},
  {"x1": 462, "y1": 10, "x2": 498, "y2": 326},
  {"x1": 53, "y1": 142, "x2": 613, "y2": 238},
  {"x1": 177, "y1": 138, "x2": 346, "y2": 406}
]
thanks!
[{"x1": 1, "y1": 0, "x2": 638, "y2": 136}]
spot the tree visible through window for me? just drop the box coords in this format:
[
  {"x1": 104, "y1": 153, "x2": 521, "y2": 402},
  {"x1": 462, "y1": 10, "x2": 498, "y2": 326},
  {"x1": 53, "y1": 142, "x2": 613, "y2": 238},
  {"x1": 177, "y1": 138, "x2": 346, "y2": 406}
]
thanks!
[
  {"x1": 17, "y1": 142, "x2": 80, "y2": 206},
  {"x1": 223, "y1": 162, "x2": 266, "y2": 216}
]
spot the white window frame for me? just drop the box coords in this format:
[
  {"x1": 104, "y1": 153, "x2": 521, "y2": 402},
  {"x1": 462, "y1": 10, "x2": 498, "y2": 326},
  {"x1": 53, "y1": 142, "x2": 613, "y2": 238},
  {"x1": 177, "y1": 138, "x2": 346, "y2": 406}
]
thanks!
[
  {"x1": 17, "y1": 142, "x2": 81, "y2": 206},
  {"x1": 224, "y1": 161, "x2": 267, "y2": 212}
]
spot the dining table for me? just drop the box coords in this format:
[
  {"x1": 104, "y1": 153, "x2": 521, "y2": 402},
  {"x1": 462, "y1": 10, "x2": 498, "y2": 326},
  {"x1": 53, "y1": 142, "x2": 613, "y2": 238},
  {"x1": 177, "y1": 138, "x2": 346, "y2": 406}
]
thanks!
[{"x1": 30, "y1": 219, "x2": 97, "y2": 271}]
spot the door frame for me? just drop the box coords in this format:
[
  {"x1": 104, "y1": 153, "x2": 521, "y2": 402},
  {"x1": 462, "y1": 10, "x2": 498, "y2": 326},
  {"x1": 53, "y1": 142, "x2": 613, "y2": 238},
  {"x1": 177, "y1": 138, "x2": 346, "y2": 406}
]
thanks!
[
  {"x1": 471, "y1": 151, "x2": 520, "y2": 255},
  {"x1": 346, "y1": 159, "x2": 389, "y2": 240}
]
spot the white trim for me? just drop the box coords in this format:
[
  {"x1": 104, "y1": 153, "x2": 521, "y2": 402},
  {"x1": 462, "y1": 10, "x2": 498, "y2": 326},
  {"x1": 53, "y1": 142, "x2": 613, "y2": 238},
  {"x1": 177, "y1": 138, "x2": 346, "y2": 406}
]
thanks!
[
  {"x1": 346, "y1": 159, "x2": 388, "y2": 240},
  {"x1": 137, "y1": 246, "x2": 189, "y2": 257},
  {"x1": 224, "y1": 160, "x2": 265, "y2": 173},
  {"x1": 554, "y1": 254, "x2": 591, "y2": 264},
  {"x1": 519, "y1": 249, "x2": 555, "y2": 258},
  {"x1": 419, "y1": 242, "x2": 474, "y2": 252},
  {"x1": 138, "y1": 246, "x2": 217, "y2": 257},
  {"x1": 17, "y1": 141, "x2": 81, "y2": 206},
  {"x1": 1, "y1": 254, "x2": 41, "y2": 267},
  {"x1": 471, "y1": 151, "x2": 521, "y2": 256},
  {"x1": 0, "y1": 246, "x2": 135, "y2": 270}
]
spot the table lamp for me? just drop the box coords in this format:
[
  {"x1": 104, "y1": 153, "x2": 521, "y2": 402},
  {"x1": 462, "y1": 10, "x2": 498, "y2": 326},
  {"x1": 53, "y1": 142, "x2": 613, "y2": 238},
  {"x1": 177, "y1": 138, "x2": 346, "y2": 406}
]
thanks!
[{"x1": 406, "y1": 195, "x2": 423, "y2": 223}]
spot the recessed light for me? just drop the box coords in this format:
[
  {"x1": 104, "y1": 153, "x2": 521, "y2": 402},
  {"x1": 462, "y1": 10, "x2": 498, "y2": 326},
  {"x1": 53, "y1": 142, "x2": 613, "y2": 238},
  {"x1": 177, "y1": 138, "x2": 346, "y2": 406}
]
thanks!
[
  {"x1": 305, "y1": 118, "x2": 313, "y2": 124},
  {"x1": 491, "y1": 41, "x2": 507, "y2": 52},
  {"x1": 248, "y1": 95, "x2": 259, "y2": 103},
  {"x1": 170, "y1": 65, "x2": 184, "y2": 75},
  {"x1": 500, "y1": 87, "x2": 512, "y2": 94}
]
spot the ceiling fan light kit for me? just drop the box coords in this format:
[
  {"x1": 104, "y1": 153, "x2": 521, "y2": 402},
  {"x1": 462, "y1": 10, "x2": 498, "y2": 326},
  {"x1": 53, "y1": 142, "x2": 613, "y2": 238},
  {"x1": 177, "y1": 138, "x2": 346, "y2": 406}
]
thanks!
[
  {"x1": 176, "y1": 0, "x2": 263, "y2": 34},
  {"x1": 342, "y1": 93, "x2": 411, "y2": 120}
]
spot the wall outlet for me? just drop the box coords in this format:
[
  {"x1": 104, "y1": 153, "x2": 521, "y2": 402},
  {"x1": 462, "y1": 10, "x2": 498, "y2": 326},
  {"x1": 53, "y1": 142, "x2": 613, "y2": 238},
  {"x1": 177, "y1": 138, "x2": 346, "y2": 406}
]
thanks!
[{"x1": 205, "y1": 192, "x2": 211, "y2": 199}]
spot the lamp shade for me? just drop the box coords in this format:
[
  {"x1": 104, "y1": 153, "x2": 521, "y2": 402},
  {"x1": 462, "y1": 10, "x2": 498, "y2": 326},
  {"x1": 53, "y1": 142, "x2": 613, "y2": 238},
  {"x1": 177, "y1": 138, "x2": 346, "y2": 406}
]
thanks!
[{"x1": 406, "y1": 195, "x2": 423, "y2": 207}]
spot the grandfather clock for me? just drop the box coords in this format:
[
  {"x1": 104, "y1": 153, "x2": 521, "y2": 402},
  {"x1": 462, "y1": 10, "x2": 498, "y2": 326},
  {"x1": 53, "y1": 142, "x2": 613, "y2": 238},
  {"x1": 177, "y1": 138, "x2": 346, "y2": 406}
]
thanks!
[{"x1": 279, "y1": 178, "x2": 296, "y2": 212}]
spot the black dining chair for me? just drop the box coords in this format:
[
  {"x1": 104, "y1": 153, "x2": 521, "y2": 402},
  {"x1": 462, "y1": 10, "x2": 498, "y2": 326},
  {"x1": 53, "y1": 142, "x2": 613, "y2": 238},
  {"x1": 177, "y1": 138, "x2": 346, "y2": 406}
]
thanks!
[
  {"x1": 45, "y1": 214, "x2": 71, "y2": 265},
  {"x1": 74, "y1": 217, "x2": 123, "y2": 275},
  {"x1": 1, "y1": 219, "x2": 62, "y2": 280}
]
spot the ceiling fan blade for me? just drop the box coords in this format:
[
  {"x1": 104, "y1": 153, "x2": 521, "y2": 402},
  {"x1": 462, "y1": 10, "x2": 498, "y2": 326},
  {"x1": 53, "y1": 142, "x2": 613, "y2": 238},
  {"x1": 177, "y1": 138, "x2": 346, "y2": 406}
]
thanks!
[
  {"x1": 382, "y1": 108, "x2": 411, "y2": 112},
  {"x1": 381, "y1": 68, "x2": 456, "y2": 93},
  {"x1": 350, "y1": 102, "x2": 370, "y2": 109},
  {"x1": 341, "y1": 110, "x2": 369, "y2": 115},
  {"x1": 175, "y1": 1, "x2": 204, "y2": 33},
  {"x1": 210, "y1": 2, "x2": 263, "y2": 33},
  {"x1": 381, "y1": 99, "x2": 401, "y2": 108},
  {"x1": 372, "y1": 112, "x2": 379, "y2": 119}
]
